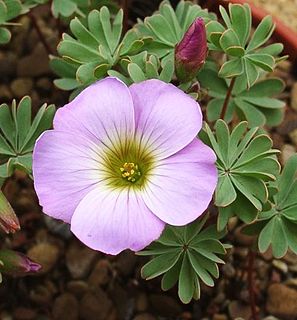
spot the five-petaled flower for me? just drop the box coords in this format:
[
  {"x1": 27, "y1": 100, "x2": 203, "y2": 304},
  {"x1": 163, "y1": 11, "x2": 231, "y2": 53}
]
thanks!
[{"x1": 33, "y1": 77, "x2": 217, "y2": 254}]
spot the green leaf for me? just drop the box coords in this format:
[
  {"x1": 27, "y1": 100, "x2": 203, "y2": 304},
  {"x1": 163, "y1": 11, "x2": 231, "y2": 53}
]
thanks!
[
  {"x1": 139, "y1": 218, "x2": 227, "y2": 303},
  {"x1": 241, "y1": 97, "x2": 284, "y2": 109},
  {"x1": 244, "y1": 59, "x2": 259, "y2": 88},
  {"x1": 200, "y1": 63, "x2": 285, "y2": 126},
  {"x1": 277, "y1": 154, "x2": 297, "y2": 203},
  {"x1": 219, "y1": 29, "x2": 245, "y2": 57},
  {"x1": 0, "y1": 103, "x2": 15, "y2": 146},
  {"x1": 240, "y1": 78, "x2": 284, "y2": 97},
  {"x1": 54, "y1": 6, "x2": 150, "y2": 95},
  {"x1": 258, "y1": 216, "x2": 274, "y2": 252},
  {"x1": 16, "y1": 96, "x2": 31, "y2": 149},
  {"x1": 0, "y1": 97, "x2": 55, "y2": 178},
  {"x1": 178, "y1": 254, "x2": 195, "y2": 304},
  {"x1": 235, "y1": 99, "x2": 265, "y2": 127},
  {"x1": 159, "y1": 59, "x2": 174, "y2": 83},
  {"x1": 247, "y1": 154, "x2": 297, "y2": 259},
  {"x1": 141, "y1": 250, "x2": 181, "y2": 280},
  {"x1": 161, "y1": 257, "x2": 181, "y2": 291},
  {"x1": 54, "y1": 78, "x2": 79, "y2": 91},
  {"x1": 215, "y1": 175, "x2": 237, "y2": 207},
  {"x1": 0, "y1": 1, "x2": 7, "y2": 25},
  {"x1": 127, "y1": 63, "x2": 146, "y2": 83},
  {"x1": 230, "y1": 3, "x2": 251, "y2": 46},
  {"x1": 219, "y1": 5, "x2": 232, "y2": 29},
  {"x1": 247, "y1": 15, "x2": 275, "y2": 51},
  {"x1": 0, "y1": 27, "x2": 11, "y2": 44},
  {"x1": 203, "y1": 121, "x2": 280, "y2": 225},
  {"x1": 219, "y1": 58, "x2": 243, "y2": 78},
  {"x1": 246, "y1": 53, "x2": 275, "y2": 72},
  {"x1": 218, "y1": 206, "x2": 234, "y2": 231},
  {"x1": 188, "y1": 251, "x2": 214, "y2": 287},
  {"x1": 52, "y1": 0, "x2": 77, "y2": 18},
  {"x1": 271, "y1": 217, "x2": 288, "y2": 258}
]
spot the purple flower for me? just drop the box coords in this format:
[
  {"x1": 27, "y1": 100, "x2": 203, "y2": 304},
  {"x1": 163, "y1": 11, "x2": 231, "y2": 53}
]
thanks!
[
  {"x1": 175, "y1": 17, "x2": 208, "y2": 82},
  {"x1": 33, "y1": 77, "x2": 217, "y2": 255},
  {"x1": 0, "y1": 249, "x2": 41, "y2": 276},
  {"x1": 0, "y1": 191, "x2": 20, "y2": 234}
]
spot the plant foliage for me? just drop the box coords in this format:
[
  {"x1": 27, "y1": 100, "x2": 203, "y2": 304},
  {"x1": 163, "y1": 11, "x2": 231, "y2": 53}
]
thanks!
[
  {"x1": 206, "y1": 3, "x2": 285, "y2": 88},
  {"x1": 0, "y1": 0, "x2": 22, "y2": 44},
  {"x1": 139, "y1": 215, "x2": 228, "y2": 303},
  {"x1": 200, "y1": 120, "x2": 280, "y2": 230},
  {"x1": 244, "y1": 154, "x2": 297, "y2": 258},
  {"x1": 0, "y1": 97, "x2": 55, "y2": 178},
  {"x1": 198, "y1": 67, "x2": 285, "y2": 126}
]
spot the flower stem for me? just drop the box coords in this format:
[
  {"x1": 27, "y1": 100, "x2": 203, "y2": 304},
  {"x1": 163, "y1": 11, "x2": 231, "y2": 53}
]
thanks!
[
  {"x1": 220, "y1": 77, "x2": 236, "y2": 120},
  {"x1": 28, "y1": 12, "x2": 54, "y2": 55},
  {"x1": 121, "y1": 0, "x2": 130, "y2": 34},
  {"x1": 248, "y1": 249, "x2": 259, "y2": 320}
]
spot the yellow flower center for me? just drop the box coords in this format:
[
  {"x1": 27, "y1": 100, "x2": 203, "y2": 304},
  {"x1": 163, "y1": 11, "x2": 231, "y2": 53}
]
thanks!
[{"x1": 120, "y1": 162, "x2": 141, "y2": 183}]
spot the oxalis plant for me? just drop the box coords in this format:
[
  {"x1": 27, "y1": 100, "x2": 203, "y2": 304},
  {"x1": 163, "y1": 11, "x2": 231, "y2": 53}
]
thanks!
[{"x1": 0, "y1": 0, "x2": 294, "y2": 318}]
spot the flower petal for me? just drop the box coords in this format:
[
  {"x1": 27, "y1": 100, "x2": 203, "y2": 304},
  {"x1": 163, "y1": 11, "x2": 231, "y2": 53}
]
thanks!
[
  {"x1": 142, "y1": 138, "x2": 217, "y2": 226},
  {"x1": 70, "y1": 187, "x2": 165, "y2": 254},
  {"x1": 33, "y1": 131, "x2": 104, "y2": 223},
  {"x1": 129, "y1": 79, "x2": 202, "y2": 159},
  {"x1": 54, "y1": 77, "x2": 135, "y2": 150}
]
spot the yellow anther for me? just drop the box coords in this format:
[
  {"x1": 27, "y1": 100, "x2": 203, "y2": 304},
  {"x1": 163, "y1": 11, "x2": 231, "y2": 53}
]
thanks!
[{"x1": 120, "y1": 162, "x2": 141, "y2": 183}]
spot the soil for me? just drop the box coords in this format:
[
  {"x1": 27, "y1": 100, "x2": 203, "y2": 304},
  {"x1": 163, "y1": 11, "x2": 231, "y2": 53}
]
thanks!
[{"x1": 1, "y1": 1, "x2": 297, "y2": 320}]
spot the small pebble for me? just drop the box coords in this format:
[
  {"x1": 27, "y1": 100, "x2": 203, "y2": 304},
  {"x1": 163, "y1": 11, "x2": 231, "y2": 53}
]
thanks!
[
  {"x1": 27, "y1": 242, "x2": 60, "y2": 274},
  {"x1": 10, "y1": 78, "x2": 33, "y2": 98},
  {"x1": 281, "y1": 144, "x2": 296, "y2": 165},
  {"x1": 272, "y1": 260, "x2": 288, "y2": 274},
  {"x1": 267, "y1": 283, "x2": 297, "y2": 319},
  {"x1": 289, "y1": 128, "x2": 297, "y2": 146},
  {"x1": 88, "y1": 259, "x2": 111, "y2": 288},
  {"x1": 52, "y1": 293, "x2": 79, "y2": 320}
]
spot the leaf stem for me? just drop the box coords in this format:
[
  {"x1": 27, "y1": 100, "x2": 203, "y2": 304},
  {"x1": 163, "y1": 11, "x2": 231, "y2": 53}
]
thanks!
[
  {"x1": 220, "y1": 77, "x2": 236, "y2": 120},
  {"x1": 248, "y1": 249, "x2": 259, "y2": 320},
  {"x1": 28, "y1": 12, "x2": 54, "y2": 55}
]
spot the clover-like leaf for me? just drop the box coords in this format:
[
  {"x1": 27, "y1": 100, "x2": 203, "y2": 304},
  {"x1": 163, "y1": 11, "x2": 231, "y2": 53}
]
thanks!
[
  {"x1": 0, "y1": 97, "x2": 55, "y2": 178},
  {"x1": 206, "y1": 3, "x2": 285, "y2": 88},
  {"x1": 200, "y1": 120, "x2": 280, "y2": 230},
  {"x1": 0, "y1": 0, "x2": 22, "y2": 44},
  {"x1": 139, "y1": 215, "x2": 227, "y2": 303},
  {"x1": 198, "y1": 66, "x2": 285, "y2": 127},
  {"x1": 244, "y1": 154, "x2": 297, "y2": 258},
  {"x1": 53, "y1": 6, "x2": 152, "y2": 95}
]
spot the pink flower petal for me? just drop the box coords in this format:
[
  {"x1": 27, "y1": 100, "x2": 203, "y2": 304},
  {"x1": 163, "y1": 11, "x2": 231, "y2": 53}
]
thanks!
[
  {"x1": 33, "y1": 131, "x2": 105, "y2": 223},
  {"x1": 70, "y1": 188, "x2": 165, "y2": 254},
  {"x1": 54, "y1": 77, "x2": 135, "y2": 149},
  {"x1": 142, "y1": 139, "x2": 217, "y2": 226},
  {"x1": 129, "y1": 80, "x2": 202, "y2": 159}
]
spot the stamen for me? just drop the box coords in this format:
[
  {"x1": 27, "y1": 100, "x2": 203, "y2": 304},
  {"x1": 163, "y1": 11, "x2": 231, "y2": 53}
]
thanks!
[{"x1": 120, "y1": 162, "x2": 141, "y2": 183}]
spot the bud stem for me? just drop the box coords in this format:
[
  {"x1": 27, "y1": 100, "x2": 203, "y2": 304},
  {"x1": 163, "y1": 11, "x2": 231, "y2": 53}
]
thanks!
[{"x1": 220, "y1": 77, "x2": 236, "y2": 120}]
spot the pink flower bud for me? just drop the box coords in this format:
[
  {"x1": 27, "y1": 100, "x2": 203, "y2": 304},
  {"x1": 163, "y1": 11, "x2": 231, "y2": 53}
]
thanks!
[
  {"x1": 0, "y1": 191, "x2": 20, "y2": 234},
  {"x1": 0, "y1": 249, "x2": 41, "y2": 277},
  {"x1": 175, "y1": 17, "x2": 208, "y2": 82}
]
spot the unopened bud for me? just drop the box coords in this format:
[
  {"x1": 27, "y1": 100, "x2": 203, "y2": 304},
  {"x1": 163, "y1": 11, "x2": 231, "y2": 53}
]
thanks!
[
  {"x1": 0, "y1": 191, "x2": 20, "y2": 234},
  {"x1": 175, "y1": 17, "x2": 208, "y2": 82},
  {"x1": 0, "y1": 249, "x2": 41, "y2": 277}
]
